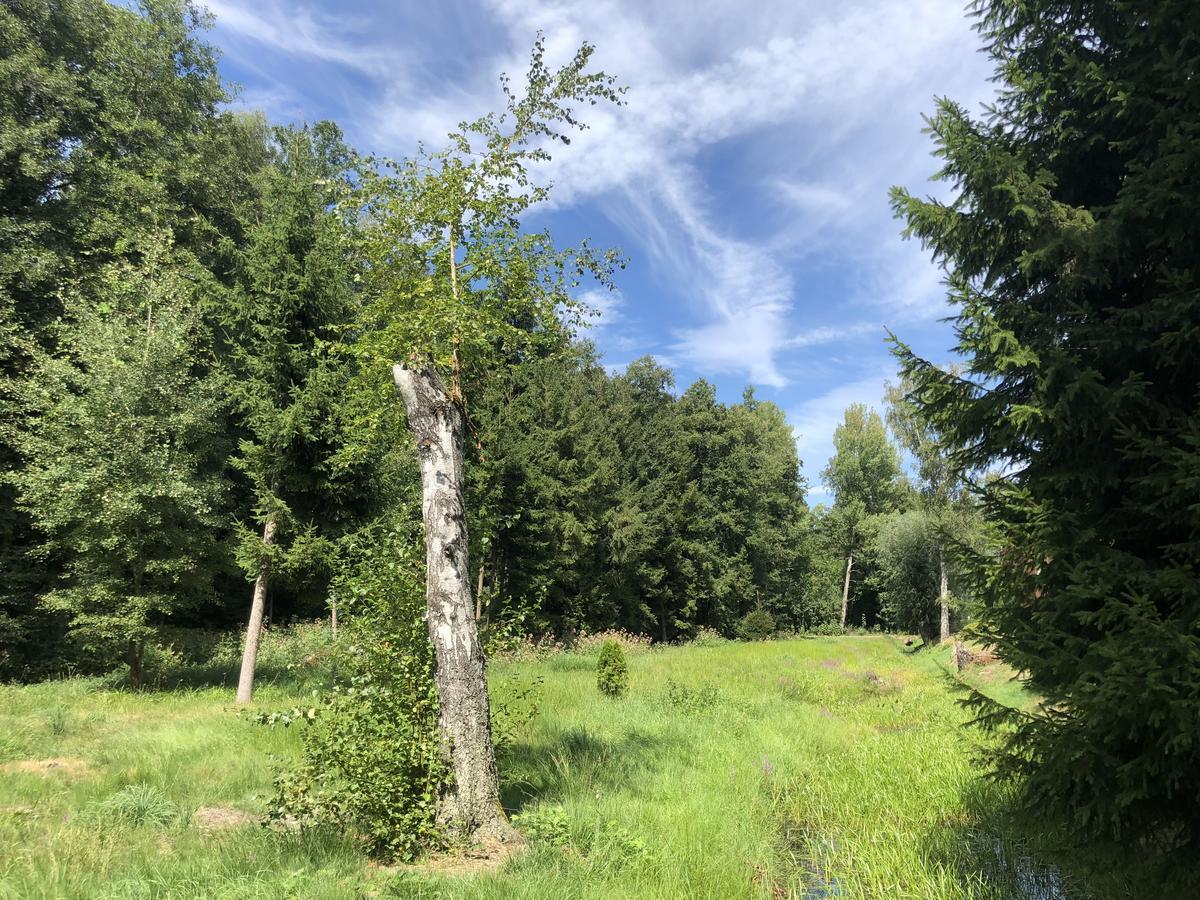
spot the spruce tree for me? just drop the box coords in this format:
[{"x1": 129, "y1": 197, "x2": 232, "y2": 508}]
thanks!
[{"x1": 891, "y1": 0, "x2": 1200, "y2": 844}]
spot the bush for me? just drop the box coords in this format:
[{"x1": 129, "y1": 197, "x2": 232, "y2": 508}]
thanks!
[
  {"x1": 263, "y1": 524, "x2": 446, "y2": 862},
  {"x1": 689, "y1": 627, "x2": 729, "y2": 647},
  {"x1": 662, "y1": 678, "x2": 720, "y2": 712},
  {"x1": 574, "y1": 629, "x2": 652, "y2": 656},
  {"x1": 596, "y1": 639, "x2": 628, "y2": 698},
  {"x1": 736, "y1": 609, "x2": 776, "y2": 641}
]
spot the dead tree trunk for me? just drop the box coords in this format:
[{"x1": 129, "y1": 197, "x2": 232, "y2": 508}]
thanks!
[
  {"x1": 840, "y1": 552, "x2": 854, "y2": 629},
  {"x1": 236, "y1": 514, "x2": 279, "y2": 705},
  {"x1": 938, "y1": 548, "x2": 951, "y2": 643},
  {"x1": 393, "y1": 362, "x2": 521, "y2": 845}
]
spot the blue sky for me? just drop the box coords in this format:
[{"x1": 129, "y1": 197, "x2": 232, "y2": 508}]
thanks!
[{"x1": 199, "y1": 0, "x2": 997, "y2": 504}]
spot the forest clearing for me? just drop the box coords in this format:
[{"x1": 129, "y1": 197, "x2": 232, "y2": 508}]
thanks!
[
  {"x1": 3, "y1": 0, "x2": 1198, "y2": 897},
  {"x1": 0, "y1": 630, "x2": 1178, "y2": 899}
]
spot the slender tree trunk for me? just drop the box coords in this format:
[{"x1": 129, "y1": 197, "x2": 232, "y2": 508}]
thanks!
[
  {"x1": 127, "y1": 639, "x2": 144, "y2": 690},
  {"x1": 475, "y1": 561, "x2": 485, "y2": 621},
  {"x1": 236, "y1": 514, "x2": 279, "y2": 705},
  {"x1": 330, "y1": 595, "x2": 339, "y2": 638},
  {"x1": 393, "y1": 362, "x2": 521, "y2": 845},
  {"x1": 938, "y1": 547, "x2": 951, "y2": 643},
  {"x1": 840, "y1": 552, "x2": 854, "y2": 629},
  {"x1": 130, "y1": 555, "x2": 145, "y2": 689}
]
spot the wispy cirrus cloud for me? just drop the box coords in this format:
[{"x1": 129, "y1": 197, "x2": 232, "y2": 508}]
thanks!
[
  {"x1": 200, "y1": 0, "x2": 997, "y2": 479},
  {"x1": 204, "y1": 0, "x2": 394, "y2": 77}
]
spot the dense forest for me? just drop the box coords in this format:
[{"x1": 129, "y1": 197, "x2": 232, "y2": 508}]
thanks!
[
  {"x1": 0, "y1": 0, "x2": 969, "y2": 685},
  {"x1": 2, "y1": 0, "x2": 1198, "y2": 888}
]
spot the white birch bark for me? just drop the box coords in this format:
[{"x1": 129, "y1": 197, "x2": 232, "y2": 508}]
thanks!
[
  {"x1": 393, "y1": 362, "x2": 521, "y2": 844},
  {"x1": 938, "y1": 548, "x2": 951, "y2": 643},
  {"x1": 236, "y1": 514, "x2": 278, "y2": 705},
  {"x1": 840, "y1": 552, "x2": 854, "y2": 630}
]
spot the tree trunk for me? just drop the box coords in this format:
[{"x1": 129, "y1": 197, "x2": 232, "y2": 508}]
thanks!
[
  {"x1": 475, "y1": 561, "x2": 485, "y2": 621},
  {"x1": 840, "y1": 552, "x2": 854, "y2": 629},
  {"x1": 938, "y1": 548, "x2": 951, "y2": 643},
  {"x1": 236, "y1": 514, "x2": 279, "y2": 705},
  {"x1": 393, "y1": 362, "x2": 521, "y2": 845},
  {"x1": 127, "y1": 640, "x2": 144, "y2": 690},
  {"x1": 330, "y1": 595, "x2": 339, "y2": 638}
]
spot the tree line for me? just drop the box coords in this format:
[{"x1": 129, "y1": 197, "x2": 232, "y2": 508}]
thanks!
[{"x1": 0, "y1": 0, "x2": 965, "y2": 687}]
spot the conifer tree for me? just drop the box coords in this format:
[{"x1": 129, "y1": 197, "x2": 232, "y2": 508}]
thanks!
[{"x1": 892, "y1": 0, "x2": 1200, "y2": 843}]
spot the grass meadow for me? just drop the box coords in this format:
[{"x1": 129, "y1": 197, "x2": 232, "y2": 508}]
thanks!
[{"x1": 0, "y1": 633, "x2": 1188, "y2": 898}]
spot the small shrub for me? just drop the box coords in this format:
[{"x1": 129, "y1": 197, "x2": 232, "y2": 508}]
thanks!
[
  {"x1": 575, "y1": 629, "x2": 652, "y2": 657},
  {"x1": 690, "y1": 627, "x2": 729, "y2": 647},
  {"x1": 141, "y1": 641, "x2": 185, "y2": 689},
  {"x1": 596, "y1": 640, "x2": 628, "y2": 698},
  {"x1": 513, "y1": 806, "x2": 649, "y2": 866},
  {"x1": 491, "y1": 673, "x2": 544, "y2": 752},
  {"x1": 43, "y1": 705, "x2": 70, "y2": 736},
  {"x1": 94, "y1": 784, "x2": 179, "y2": 827},
  {"x1": 596, "y1": 819, "x2": 649, "y2": 864},
  {"x1": 811, "y1": 621, "x2": 843, "y2": 637},
  {"x1": 736, "y1": 609, "x2": 776, "y2": 641},
  {"x1": 263, "y1": 524, "x2": 446, "y2": 862},
  {"x1": 513, "y1": 805, "x2": 572, "y2": 847},
  {"x1": 662, "y1": 678, "x2": 720, "y2": 712}
]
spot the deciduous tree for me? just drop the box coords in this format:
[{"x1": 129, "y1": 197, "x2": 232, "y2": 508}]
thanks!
[{"x1": 352, "y1": 39, "x2": 623, "y2": 843}]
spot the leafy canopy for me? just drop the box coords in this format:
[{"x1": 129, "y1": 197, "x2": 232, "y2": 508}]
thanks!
[{"x1": 351, "y1": 38, "x2": 624, "y2": 395}]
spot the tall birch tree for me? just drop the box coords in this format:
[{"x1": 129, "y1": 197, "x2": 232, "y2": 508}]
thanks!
[
  {"x1": 352, "y1": 39, "x2": 622, "y2": 843},
  {"x1": 228, "y1": 123, "x2": 359, "y2": 705}
]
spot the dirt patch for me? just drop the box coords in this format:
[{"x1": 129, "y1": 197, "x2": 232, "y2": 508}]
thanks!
[
  {"x1": 383, "y1": 839, "x2": 526, "y2": 879},
  {"x1": 818, "y1": 658, "x2": 842, "y2": 671},
  {"x1": 1, "y1": 757, "x2": 91, "y2": 778},
  {"x1": 192, "y1": 805, "x2": 259, "y2": 831}
]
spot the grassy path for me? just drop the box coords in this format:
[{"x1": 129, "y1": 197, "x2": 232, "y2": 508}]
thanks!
[{"x1": 0, "y1": 636, "x2": 1171, "y2": 898}]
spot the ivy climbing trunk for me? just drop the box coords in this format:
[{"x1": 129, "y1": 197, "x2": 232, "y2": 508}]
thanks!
[
  {"x1": 393, "y1": 362, "x2": 521, "y2": 845},
  {"x1": 236, "y1": 513, "x2": 278, "y2": 705}
]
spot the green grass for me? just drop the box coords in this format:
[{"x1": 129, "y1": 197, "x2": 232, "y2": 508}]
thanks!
[{"x1": 0, "y1": 634, "x2": 1189, "y2": 898}]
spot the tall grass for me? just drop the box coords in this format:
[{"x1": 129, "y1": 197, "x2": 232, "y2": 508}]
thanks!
[{"x1": 0, "y1": 633, "x2": 1188, "y2": 898}]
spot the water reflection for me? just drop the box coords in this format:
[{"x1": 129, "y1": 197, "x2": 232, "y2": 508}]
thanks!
[{"x1": 969, "y1": 833, "x2": 1070, "y2": 900}]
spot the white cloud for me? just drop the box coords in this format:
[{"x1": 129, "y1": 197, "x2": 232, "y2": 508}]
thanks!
[
  {"x1": 204, "y1": 0, "x2": 394, "y2": 76},
  {"x1": 577, "y1": 287, "x2": 624, "y2": 328},
  {"x1": 783, "y1": 323, "x2": 882, "y2": 350},
  {"x1": 205, "y1": 0, "x2": 995, "y2": 391},
  {"x1": 450, "y1": 0, "x2": 992, "y2": 386}
]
